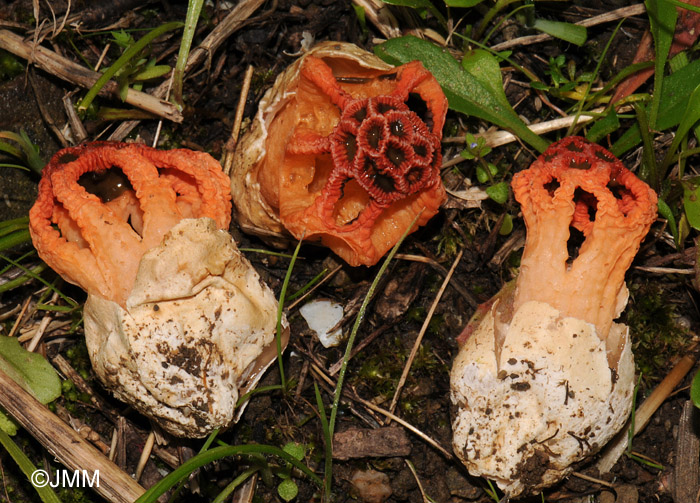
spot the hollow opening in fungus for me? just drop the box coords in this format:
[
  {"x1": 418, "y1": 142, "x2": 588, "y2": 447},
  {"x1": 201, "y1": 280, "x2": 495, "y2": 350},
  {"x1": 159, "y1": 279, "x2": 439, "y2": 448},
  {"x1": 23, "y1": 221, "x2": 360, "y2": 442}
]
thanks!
[
  {"x1": 78, "y1": 168, "x2": 132, "y2": 203},
  {"x1": 405, "y1": 93, "x2": 432, "y2": 129}
]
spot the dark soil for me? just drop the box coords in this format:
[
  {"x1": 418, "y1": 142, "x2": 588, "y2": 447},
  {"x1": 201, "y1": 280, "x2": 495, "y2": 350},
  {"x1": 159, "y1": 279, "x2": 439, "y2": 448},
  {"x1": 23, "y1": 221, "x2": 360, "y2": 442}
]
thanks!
[{"x1": 0, "y1": 1, "x2": 699, "y2": 503}]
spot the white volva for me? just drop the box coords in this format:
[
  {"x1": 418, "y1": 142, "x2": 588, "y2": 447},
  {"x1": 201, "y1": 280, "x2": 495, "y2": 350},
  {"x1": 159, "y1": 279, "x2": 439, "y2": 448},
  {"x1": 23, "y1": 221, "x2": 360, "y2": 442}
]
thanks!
[
  {"x1": 84, "y1": 219, "x2": 286, "y2": 437},
  {"x1": 450, "y1": 298, "x2": 634, "y2": 496}
]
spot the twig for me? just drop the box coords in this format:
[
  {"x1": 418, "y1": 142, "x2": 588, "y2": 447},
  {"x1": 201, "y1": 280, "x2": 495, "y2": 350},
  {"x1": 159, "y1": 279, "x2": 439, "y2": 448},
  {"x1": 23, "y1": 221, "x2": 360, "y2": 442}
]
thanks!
[
  {"x1": 223, "y1": 64, "x2": 255, "y2": 176},
  {"x1": 7, "y1": 296, "x2": 31, "y2": 338},
  {"x1": 0, "y1": 29, "x2": 182, "y2": 122},
  {"x1": 442, "y1": 106, "x2": 631, "y2": 160},
  {"x1": 570, "y1": 471, "x2": 614, "y2": 488},
  {"x1": 634, "y1": 266, "x2": 695, "y2": 275},
  {"x1": 185, "y1": 0, "x2": 267, "y2": 74},
  {"x1": 351, "y1": 0, "x2": 402, "y2": 40},
  {"x1": 26, "y1": 314, "x2": 51, "y2": 352},
  {"x1": 286, "y1": 264, "x2": 344, "y2": 312},
  {"x1": 135, "y1": 431, "x2": 155, "y2": 482},
  {"x1": 310, "y1": 362, "x2": 454, "y2": 459},
  {"x1": 489, "y1": 3, "x2": 647, "y2": 52},
  {"x1": 0, "y1": 367, "x2": 146, "y2": 503},
  {"x1": 596, "y1": 349, "x2": 697, "y2": 473},
  {"x1": 62, "y1": 92, "x2": 88, "y2": 143},
  {"x1": 387, "y1": 249, "x2": 463, "y2": 419},
  {"x1": 327, "y1": 323, "x2": 392, "y2": 376}
]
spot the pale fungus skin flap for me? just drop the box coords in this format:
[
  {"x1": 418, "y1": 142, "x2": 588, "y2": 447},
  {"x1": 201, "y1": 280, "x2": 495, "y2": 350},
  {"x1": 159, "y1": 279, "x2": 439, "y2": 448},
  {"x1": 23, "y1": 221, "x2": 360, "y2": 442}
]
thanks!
[
  {"x1": 450, "y1": 299, "x2": 634, "y2": 497},
  {"x1": 84, "y1": 218, "x2": 285, "y2": 437}
]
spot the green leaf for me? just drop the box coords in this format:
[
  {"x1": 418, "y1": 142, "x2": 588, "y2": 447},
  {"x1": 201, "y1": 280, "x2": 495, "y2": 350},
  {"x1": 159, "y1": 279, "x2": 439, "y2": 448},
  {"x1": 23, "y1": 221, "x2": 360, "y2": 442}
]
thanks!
[
  {"x1": 586, "y1": 109, "x2": 620, "y2": 143},
  {"x1": 278, "y1": 479, "x2": 299, "y2": 502},
  {"x1": 132, "y1": 64, "x2": 171, "y2": 81},
  {"x1": 499, "y1": 213, "x2": 513, "y2": 235},
  {"x1": 691, "y1": 370, "x2": 700, "y2": 408},
  {"x1": 682, "y1": 178, "x2": 700, "y2": 230},
  {"x1": 486, "y1": 182, "x2": 509, "y2": 204},
  {"x1": 612, "y1": 59, "x2": 700, "y2": 157},
  {"x1": 0, "y1": 336, "x2": 61, "y2": 435},
  {"x1": 0, "y1": 336, "x2": 61, "y2": 404},
  {"x1": 461, "y1": 49, "x2": 510, "y2": 107},
  {"x1": 657, "y1": 198, "x2": 679, "y2": 246},
  {"x1": 645, "y1": 0, "x2": 678, "y2": 128},
  {"x1": 282, "y1": 442, "x2": 305, "y2": 461},
  {"x1": 532, "y1": 19, "x2": 587, "y2": 46},
  {"x1": 381, "y1": 0, "x2": 446, "y2": 25},
  {"x1": 374, "y1": 36, "x2": 549, "y2": 153},
  {"x1": 444, "y1": 0, "x2": 484, "y2": 5},
  {"x1": 661, "y1": 81, "x2": 700, "y2": 176}
]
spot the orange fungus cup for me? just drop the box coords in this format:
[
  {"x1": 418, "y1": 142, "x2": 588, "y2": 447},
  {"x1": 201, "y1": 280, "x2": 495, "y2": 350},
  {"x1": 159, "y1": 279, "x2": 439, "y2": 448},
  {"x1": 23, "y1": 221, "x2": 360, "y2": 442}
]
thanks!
[
  {"x1": 450, "y1": 137, "x2": 658, "y2": 496},
  {"x1": 231, "y1": 42, "x2": 448, "y2": 266}
]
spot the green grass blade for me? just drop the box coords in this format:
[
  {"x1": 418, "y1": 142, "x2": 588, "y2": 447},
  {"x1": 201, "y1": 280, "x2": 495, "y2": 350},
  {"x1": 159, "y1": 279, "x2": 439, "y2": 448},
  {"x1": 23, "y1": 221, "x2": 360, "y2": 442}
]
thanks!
[
  {"x1": 0, "y1": 229, "x2": 30, "y2": 252},
  {"x1": 645, "y1": 0, "x2": 677, "y2": 128},
  {"x1": 374, "y1": 36, "x2": 549, "y2": 153},
  {"x1": 0, "y1": 428, "x2": 62, "y2": 503},
  {"x1": 134, "y1": 445, "x2": 321, "y2": 503},
  {"x1": 0, "y1": 264, "x2": 46, "y2": 295},
  {"x1": 287, "y1": 267, "x2": 328, "y2": 302},
  {"x1": 276, "y1": 238, "x2": 304, "y2": 391},
  {"x1": 212, "y1": 467, "x2": 259, "y2": 503},
  {"x1": 171, "y1": 0, "x2": 204, "y2": 108},
  {"x1": 78, "y1": 21, "x2": 183, "y2": 112},
  {"x1": 532, "y1": 18, "x2": 587, "y2": 46},
  {"x1": 660, "y1": 80, "x2": 700, "y2": 177},
  {"x1": 0, "y1": 254, "x2": 77, "y2": 308},
  {"x1": 314, "y1": 382, "x2": 332, "y2": 499},
  {"x1": 328, "y1": 211, "x2": 424, "y2": 439}
]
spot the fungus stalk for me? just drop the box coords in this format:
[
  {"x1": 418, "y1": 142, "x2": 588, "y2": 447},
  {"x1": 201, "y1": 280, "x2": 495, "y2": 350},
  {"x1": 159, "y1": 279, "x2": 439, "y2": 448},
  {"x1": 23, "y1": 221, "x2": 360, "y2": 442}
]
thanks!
[{"x1": 511, "y1": 137, "x2": 657, "y2": 344}]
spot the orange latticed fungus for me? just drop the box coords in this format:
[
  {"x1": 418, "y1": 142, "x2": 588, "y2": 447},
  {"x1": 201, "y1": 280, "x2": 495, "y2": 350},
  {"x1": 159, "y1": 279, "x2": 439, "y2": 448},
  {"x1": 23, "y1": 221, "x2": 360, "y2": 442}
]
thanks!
[
  {"x1": 30, "y1": 142, "x2": 286, "y2": 437},
  {"x1": 231, "y1": 42, "x2": 447, "y2": 266},
  {"x1": 30, "y1": 141, "x2": 231, "y2": 306},
  {"x1": 450, "y1": 137, "x2": 657, "y2": 496}
]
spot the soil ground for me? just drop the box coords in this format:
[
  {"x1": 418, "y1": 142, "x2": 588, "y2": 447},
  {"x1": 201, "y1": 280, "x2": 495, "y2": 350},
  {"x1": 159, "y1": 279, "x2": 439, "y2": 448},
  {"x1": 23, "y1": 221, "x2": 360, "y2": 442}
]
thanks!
[{"x1": 0, "y1": 1, "x2": 699, "y2": 502}]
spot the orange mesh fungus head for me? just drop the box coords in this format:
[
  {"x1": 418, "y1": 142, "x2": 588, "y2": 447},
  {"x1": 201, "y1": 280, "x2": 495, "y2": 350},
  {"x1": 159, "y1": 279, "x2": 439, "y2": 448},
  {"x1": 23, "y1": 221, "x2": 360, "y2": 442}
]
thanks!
[
  {"x1": 29, "y1": 142, "x2": 231, "y2": 306},
  {"x1": 511, "y1": 136, "x2": 657, "y2": 338},
  {"x1": 231, "y1": 42, "x2": 447, "y2": 266}
]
